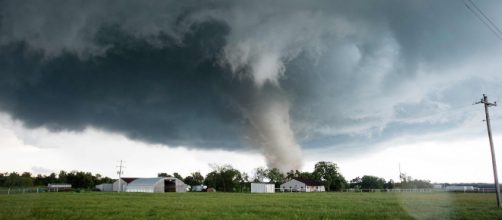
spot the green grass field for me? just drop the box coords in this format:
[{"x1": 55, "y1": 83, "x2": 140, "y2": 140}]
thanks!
[{"x1": 1, "y1": 192, "x2": 502, "y2": 219}]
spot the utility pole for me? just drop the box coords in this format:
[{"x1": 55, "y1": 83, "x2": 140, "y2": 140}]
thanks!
[
  {"x1": 475, "y1": 94, "x2": 501, "y2": 208},
  {"x1": 116, "y1": 160, "x2": 125, "y2": 193}
]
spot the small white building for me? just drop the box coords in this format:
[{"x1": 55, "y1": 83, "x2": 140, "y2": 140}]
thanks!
[
  {"x1": 251, "y1": 183, "x2": 275, "y2": 193},
  {"x1": 124, "y1": 177, "x2": 188, "y2": 193},
  {"x1": 280, "y1": 178, "x2": 325, "y2": 192}
]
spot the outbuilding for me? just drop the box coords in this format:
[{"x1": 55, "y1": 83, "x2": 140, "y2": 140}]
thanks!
[
  {"x1": 48, "y1": 183, "x2": 72, "y2": 192},
  {"x1": 113, "y1": 177, "x2": 138, "y2": 192},
  {"x1": 251, "y1": 183, "x2": 275, "y2": 193},
  {"x1": 96, "y1": 183, "x2": 113, "y2": 192},
  {"x1": 280, "y1": 178, "x2": 325, "y2": 192},
  {"x1": 125, "y1": 177, "x2": 188, "y2": 193}
]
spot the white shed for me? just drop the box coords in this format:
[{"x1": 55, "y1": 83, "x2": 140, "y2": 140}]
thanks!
[
  {"x1": 280, "y1": 178, "x2": 325, "y2": 192},
  {"x1": 251, "y1": 183, "x2": 275, "y2": 193}
]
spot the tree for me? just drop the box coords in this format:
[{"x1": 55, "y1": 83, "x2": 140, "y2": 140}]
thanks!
[
  {"x1": 0, "y1": 173, "x2": 6, "y2": 186},
  {"x1": 286, "y1": 170, "x2": 314, "y2": 180},
  {"x1": 34, "y1": 174, "x2": 47, "y2": 186},
  {"x1": 385, "y1": 179, "x2": 395, "y2": 189},
  {"x1": 312, "y1": 161, "x2": 347, "y2": 191},
  {"x1": 361, "y1": 175, "x2": 385, "y2": 190},
  {"x1": 58, "y1": 171, "x2": 68, "y2": 183},
  {"x1": 204, "y1": 164, "x2": 243, "y2": 192},
  {"x1": 173, "y1": 172, "x2": 183, "y2": 180},
  {"x1": 266, "y1": 168, "x2": 285, "y2": 187},
  {"x1": 350, "y1": 177, "x2": 362, "y2": 189},
  {"x1": 158, "y1": 173, "x2": 172, "y2": 177},
  {"x1": 192, "y1": 172, "x2": 204, "y2": 185},
  {"x1": 253, "y1": 167, "x2": 267, "y2": 182},
  {"x1": 66, "y1": 171, "x2": 95, "y2": 189}
]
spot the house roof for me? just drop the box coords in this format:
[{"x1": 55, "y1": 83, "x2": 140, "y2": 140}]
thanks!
[{"x1": 293, "y1": 178, "x2": 324, "y2": 186}]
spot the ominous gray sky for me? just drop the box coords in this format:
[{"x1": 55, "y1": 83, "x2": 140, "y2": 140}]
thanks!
[{"x1": 1, "y1": 0, "x2": 502, "y2": 178}]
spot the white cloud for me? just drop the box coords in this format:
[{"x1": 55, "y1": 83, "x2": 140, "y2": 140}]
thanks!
[{"x1": 0, "y1": 113, "x2": 265, "y2": 178}]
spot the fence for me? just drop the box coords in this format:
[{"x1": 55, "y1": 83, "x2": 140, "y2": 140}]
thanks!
[
  {"x1": 0, "y1": 187, "x2": 50, "y2": 195},
  {"x1": 344, "y1": 188, "x2": 500, "y2": 193}
]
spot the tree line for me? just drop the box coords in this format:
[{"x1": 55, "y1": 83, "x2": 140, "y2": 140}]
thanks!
[
  {"x1": 159, "y1": 161, "x2": 349, "y2": 192},
  {"x1": 1, "y1": 161, "x2": 432, "y2": 191},
  {"x1": 160, "y1": 161, "x2": 432, "y2": 192},
  {"x1": 0, "y1": 171, "x2": 113, "y2": 189}
]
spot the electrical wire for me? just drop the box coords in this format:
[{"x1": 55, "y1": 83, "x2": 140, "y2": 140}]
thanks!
[{"x1": 464, "y1": 0, "x2": 502, "y2": 40}]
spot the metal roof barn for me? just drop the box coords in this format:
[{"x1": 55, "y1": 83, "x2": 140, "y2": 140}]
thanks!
[
  {"x1": 126, "y1": 178, "x2": 164, "y2": 193},
  {"x1": 125, "y1": 177, "x2": 188, "y2": 193}
]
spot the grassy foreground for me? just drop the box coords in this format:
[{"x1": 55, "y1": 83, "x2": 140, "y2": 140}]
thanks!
[{"x1": 1, "y1": 192, "x2": 501, "y2": 219}]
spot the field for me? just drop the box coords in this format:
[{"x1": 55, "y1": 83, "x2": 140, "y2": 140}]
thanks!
[{"x1": 1, "y1": 192, "x2": 502, "y2": 219}]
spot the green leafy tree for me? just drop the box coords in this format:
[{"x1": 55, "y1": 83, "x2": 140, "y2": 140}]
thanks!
[
  {"x1": 286, "y1": 170, "x2": 314, "y2": 180},
  {"x1": 350, "y1": 177, "x2": 362, "y2": 189},
  {"x1": 192, "y1": 172, "x2": 204, "y2": 185},
  {"x1": 312, "y1": 161, "x2": 347, "y2": 191},
  {"x1": 204, "y1": 164, "x2": 243, "y2": 192},
  {"x1": 173, "y1": 172, "x2": 183, "y2": 180},
  {"x1": 158, "y1": 173, "x2": 172, "y2": 177},
  {"x1": 185, "y1": 172, "x2": 204, "y2": 186},
  {"x1": 58, "y1": 171, "x2": 68, "y2": 183},
  {"x1": 385, "y1": 179, "x2": 395, "y2": 189},
  {"x1": 361, "y1": 175, "x2": 385, "y2": 190},
  {"x1": 253, "y1": 167, "x2": 267, "y2": 182},
  {"x1": 0, "y1": 173, "x2": 6, "y2": 186},
  {"x1": 266, "y1": 168, "x2": 285, "y2": 187}
]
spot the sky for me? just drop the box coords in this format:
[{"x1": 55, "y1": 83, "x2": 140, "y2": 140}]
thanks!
[{"x1": 1, "y1": 0, "x2": 502, "y2": 183}]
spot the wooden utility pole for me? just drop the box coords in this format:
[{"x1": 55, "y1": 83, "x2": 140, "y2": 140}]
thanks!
[
  {"x1": 117, "y1": 160, "x2": 125, "y2": 193},
  {"x1": 475, "y1": 94, "x2": 501, "y2": 208}
]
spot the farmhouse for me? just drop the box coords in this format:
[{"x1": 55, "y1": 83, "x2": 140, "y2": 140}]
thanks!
[
  {"x1": 251, "y1": 182, "x2": 275, "y2": 193},
  {"x1": 280, "y1": 178, "x2": 325, "y2": 192},
  {"x1": 125, "y1": 177, "x2": 188, "y2": 193}
]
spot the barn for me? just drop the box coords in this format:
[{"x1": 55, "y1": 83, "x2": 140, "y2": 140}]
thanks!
[
  {"x1": 125, "y1": 177, "x2": 188, "y2": 193},
  {"x1": 113, "y1": 177, "x2": 137, "y2": 192},
  {"x1": 251, "y1": 183, "x2": 275, "y2": 193},
  {"x1": 95, "y1": 183, "x2": 113, "y2": 192},
  {"x1": 280, "y1": 178, "x2": 325, "y2": 192}
]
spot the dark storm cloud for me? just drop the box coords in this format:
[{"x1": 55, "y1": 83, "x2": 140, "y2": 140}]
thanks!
[
  {"x1": 0, "y1": 20, "x2": 250, "y2": 148},
  {"x1": 1, "y1": 0, "x2": 502, "y2": 159}
]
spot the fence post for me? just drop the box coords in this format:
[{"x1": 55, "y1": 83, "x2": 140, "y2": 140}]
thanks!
[{"x1": 7, "y1": 188, "x2": 10, "y2": 195}]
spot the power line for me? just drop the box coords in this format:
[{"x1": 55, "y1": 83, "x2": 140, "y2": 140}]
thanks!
[
  {"x1": 467, "y1": 0, "x2": 502, "y2": 36},
  {"x1": 464, "y1": 0, "x2": 502, "y2": 40}
]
